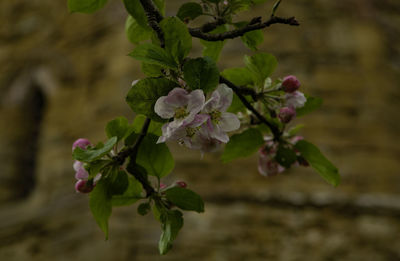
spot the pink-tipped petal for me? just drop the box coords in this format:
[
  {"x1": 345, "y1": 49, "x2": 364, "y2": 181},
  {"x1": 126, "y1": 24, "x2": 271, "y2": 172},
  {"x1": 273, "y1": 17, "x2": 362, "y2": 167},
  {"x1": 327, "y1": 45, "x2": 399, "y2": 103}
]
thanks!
[
  {"x1": 75, "y1": 167, "x2": 89, "y2": 180},
  {"x1": 72, "y1": 138, "x2": 91, "y2": 151}
]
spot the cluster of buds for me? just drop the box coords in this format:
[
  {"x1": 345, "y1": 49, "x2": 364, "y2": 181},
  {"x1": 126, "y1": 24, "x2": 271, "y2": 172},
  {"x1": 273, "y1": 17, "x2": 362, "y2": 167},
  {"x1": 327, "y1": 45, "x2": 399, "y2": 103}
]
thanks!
[
  {"x1": 72, "y1": 138, "x2": 101, "y2": 193},
  {"x1": 277, "y1": 75, "x2": 306, "y2": 124},
  {"x1": 155, "y1": 84, "x2": 240, "y2": 153},
  {"x1": 257, "y1": 135, "x2": 308, "y2": 176}
]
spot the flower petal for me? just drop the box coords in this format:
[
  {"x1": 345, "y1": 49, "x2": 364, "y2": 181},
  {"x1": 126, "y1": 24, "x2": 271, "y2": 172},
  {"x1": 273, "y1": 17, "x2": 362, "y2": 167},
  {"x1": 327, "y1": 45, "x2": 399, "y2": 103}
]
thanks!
[
  {"x1": 187, "y1": 89, "x2": 205, "y2": 114},
  {"x1": 164, "y1": 88, "x2": 189, "y2": 107},
  {"x1": 215, "y1": 84, "x2": 233, "y2": 112},
  {"x1": 154, "y1": 96, "x2": 176, "y2": 119},
  {"x1": 219, "y1": 112, "x2": 240, "y2": 132}
]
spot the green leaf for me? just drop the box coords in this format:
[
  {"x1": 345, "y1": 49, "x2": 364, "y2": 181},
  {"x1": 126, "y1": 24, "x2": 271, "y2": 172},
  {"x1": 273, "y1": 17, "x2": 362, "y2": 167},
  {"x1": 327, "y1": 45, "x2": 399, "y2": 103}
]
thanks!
[
  {"x1": 241, "y1": 30, "x2": 263, "y2": 51},
  {"x1": 296, "y1": 96, "x2": 323, "y2": 117},
  {"x1": 112, "y1": 176, "x2": 143, "y2": 206},
  {"x1": 136, "y1": 134, "x2": 174, "y2": 178},
  {"x1": 234, "y1": 22, "x2": 263, "y2": 51},
  {"x1": 294, "y1": 140, "x2": 340, "y2": 187},
  {"x1": 137, "y1": 202, "x2": 151, "y2": 216},
  {"x1": 73, "y1": 137, "x2": 117, "y2": 162},
  {"x1": 229, "y1": 0, "x2": 252, "y2": 14},
  {"x1": 126, "y1": 78, "x2": 178, "y2": 122},
  {"x1": 141, "y1": 62, "x2": 163, "y2": 77},
  {"x1": 159, "y1": 210, "x2": 184, "y2": 255},
  {"x1": 123, "y1": 0, "x2": 165, "y2": 27},
  {"x1": 105, "y1": 117, "x2": 129, "y2": 142},
  {"x1": 123, "y1": 0, "x2": 149, "y2": 29},
  {"x1": 221, "y1": 67, "x2": 254, "y2": 86},
  {"x1": 125, "y1": 16, "x2": 152, "y2": 44},
  {"x1": 275, "y1": 145, "x2": 297, "y2": 168},
  {"x1": 160, "y1": 17, "x2": 192, "y2": 64},
  {"x1": 227, "y1": 93, "x2": 247, "y2": 113},
  {"x1": 287, "y1": 124, "x2": 304, "y2": 136},
  {"x1": 165, "y1": 187, "x2": 204, "y2": 213},
  {"x1": 200, "y1": 25, "x2": 228, "y2": 61},
  {"x1": 244, "y1": 53, "x2": 277, "y2": 86},
  {"x1": 177, "y1": 2, "x2": 203, "y2": 21},
  {"x1": 68, "y1": 0, "x2": 108, "y2": 13},
  {"x1": 132, "y1": 114, "x2": 163, "y2": 136},
  {"x1": 89, "y1": 180, "x2": 112, "y2": 239},
  {"x1": 221, "y1": 128, "x2": 264, "y2": 163},
  {"x1": 109, "y1": 170, "x2": 129, "y2": 196},
  {"x1": 129, "y1": 43, "x2": 177, "y2": 69},
  {"x1": 183, "y1": 57, "x2": 219, "y2": 93}
]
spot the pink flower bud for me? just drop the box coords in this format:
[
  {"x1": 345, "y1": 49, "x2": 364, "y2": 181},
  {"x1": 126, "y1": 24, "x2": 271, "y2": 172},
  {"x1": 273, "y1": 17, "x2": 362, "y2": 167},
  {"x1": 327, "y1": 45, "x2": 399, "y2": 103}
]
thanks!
[
  {"x1": 159, "y1": 183, "x2": 167, "y2": 190},
  {"x1": 175, "y1": 181, "x2": 187, "y2": 188},
  {"x1": 282, "y1": 75, "x2": 300, "y2": 93},
  {"x1": 278, "y1": 107, "x2": 296, "y2": 123},
  {"x1": 75, "y1": 179, "x2": 94, "y2": 193},
  {"x1": 72, "y1": 138, "x2": 91, "y2": 151}
]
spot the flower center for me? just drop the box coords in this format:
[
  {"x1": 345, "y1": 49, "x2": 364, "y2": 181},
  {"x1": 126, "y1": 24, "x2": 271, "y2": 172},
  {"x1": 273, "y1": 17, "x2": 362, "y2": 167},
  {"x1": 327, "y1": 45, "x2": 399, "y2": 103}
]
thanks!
[
  {"x1": 209, "y1": 110, "x2": 222, "y2": 124},
  {"x1": 186, "y1": 127, "x2": 197, "y2": 138},
  {"x1": 175, "y1": 107, "x2": 189, "y2": 119}
]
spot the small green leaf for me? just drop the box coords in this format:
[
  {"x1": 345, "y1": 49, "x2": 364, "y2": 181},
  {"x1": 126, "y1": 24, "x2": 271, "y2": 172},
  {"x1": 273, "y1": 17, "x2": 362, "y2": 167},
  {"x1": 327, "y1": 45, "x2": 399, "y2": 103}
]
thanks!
[
  {"x1": 125, "y1": 16, "x2": 152, "y2": 44},
  {"x1": 241, "y1": 30, "x2": 263, "y2": 51},
  {"x1": 73, "y1": 137, "x2": 117, "y2": 162},
  {"x1": 126, "y1": 78, "x2": 178, "y2": 122},
  {"x1": 234, "y1": 22, "x2": 263, "y2": 51},
  {"x1": 294, "y1": 140, "x2": 340, "y2": 187},
  {"x1": 296, "y1": 96, "x2": 323, "y2": 117},
  {"x1": 136, "y1": 134, "x2": 174, "y2": 178},
  {"x1": 137, "y1": 202, "x2": 151, "y2": 216},
  {"x1": 244, "y1": 53, "x2": 277, "y2": 86},
  {"x1": 159, "y1": 210, "x2": 184, "y2": 255},
  {"x1": 271, "y1": 0, "x2": 282, "y2": 16},
  {"x1": 132, "y1": 114, "x2": 163, "y2": 136},
  {"x1": 287, "y1": 124, "x2": 304, "y2": 136},
  {"x1": 123, "y1": 0, "x2": 149, "y2": 29},
  {"x1": 221, "y1": 67, "x2": 254, "y2": 86},
  {"x1": 68, "y1": 0, "x2": 108, "y2": 13},
  {"x1": 89, "y1": 180, "x2": 112, "y2": 239},
  {"x1": 112, "y1": 176, "x2": 143, "y2": 206},
  {"x1": 200, "y1": 25, "x2": 228, "y2": 61},
  {"x1": 275, "y1": 145, "x2": 297, "y2": 168},
  {"x1": 160, "y1": 17, "x2": 192, "y2": 64},
  {"x1": 109, "y1": 170, "x2": 129, "y2": 196},
  {"x1": 221, "y1": 128, "x2": 264, "y2": 163},
  {"x1": 165, "y1": 187, "x2": 204, "y2": 213},
  {"x1": 183, "y1": 57, "x2": 219, "y2": 93},
  {"x1": 105, "y1": 116, "x2": 129, "y2": 141},
  {"x1": 177, "y1": 2, "x2": 203, "y2": 21},
  {"x1": 141, "y1": 62, "x2": 163, "y2": 77},
  {"x1": 129, "y1": 43, "x2": 177, "y2": 69}
]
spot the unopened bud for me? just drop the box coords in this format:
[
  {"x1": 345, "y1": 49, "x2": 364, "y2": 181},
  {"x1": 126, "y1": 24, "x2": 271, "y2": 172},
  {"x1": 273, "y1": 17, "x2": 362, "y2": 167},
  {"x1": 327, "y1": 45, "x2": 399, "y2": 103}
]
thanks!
[
  {"x1": 282, "y1": 75, "x2": 300, "y2": 93},
  {"x1": 75, "y1": 179, "x2": 94, "y2": 193},
  {"x1": 72, "y1": 138, "x2": 91, "y2": 151},
  {"x1": 175, "y1": 181, "x2": 187, "y2": 188},
  {"x1": 278, "y1": 107, "x2": 296, "y2": 123}
]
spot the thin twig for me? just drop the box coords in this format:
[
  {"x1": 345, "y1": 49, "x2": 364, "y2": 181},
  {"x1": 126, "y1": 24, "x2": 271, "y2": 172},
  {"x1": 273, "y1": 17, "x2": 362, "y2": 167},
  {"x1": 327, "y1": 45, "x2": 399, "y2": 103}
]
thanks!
[
  {"x1": 220, "y1": 76, "x2": 281, "y2": 140},
  {"x1": 189, "y1": 16, "x2": 299, "y2": 41}
]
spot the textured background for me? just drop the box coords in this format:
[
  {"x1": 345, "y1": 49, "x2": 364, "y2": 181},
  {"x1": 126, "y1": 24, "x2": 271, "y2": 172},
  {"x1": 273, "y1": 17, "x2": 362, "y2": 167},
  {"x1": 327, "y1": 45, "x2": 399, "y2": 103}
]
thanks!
[{"x1": 1, "y1": 0, "x2": 400, "y2": 260}]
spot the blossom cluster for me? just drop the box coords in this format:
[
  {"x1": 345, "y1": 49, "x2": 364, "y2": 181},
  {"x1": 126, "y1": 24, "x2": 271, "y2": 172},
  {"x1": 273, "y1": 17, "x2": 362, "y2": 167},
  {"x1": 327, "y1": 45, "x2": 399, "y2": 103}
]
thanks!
[
  {"x1": 154, "y1": 84, "x2": 240, "y2": 153},
  {"x1": 258, "y1": 135, "x2": 308, "y2": 176},
  {"x1": 257, "y1": 75, "x2": 308, "y2": 176},
  {"x1": 72, "y1": 138, "x2": 100, "y2": 193}
]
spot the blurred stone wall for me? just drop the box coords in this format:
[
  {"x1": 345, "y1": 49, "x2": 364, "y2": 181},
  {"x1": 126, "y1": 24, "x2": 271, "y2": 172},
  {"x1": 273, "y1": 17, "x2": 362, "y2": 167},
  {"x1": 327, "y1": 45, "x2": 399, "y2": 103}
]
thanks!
[{"x1": 0, "y1": 0, "x2": 399, "y2": 260}]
